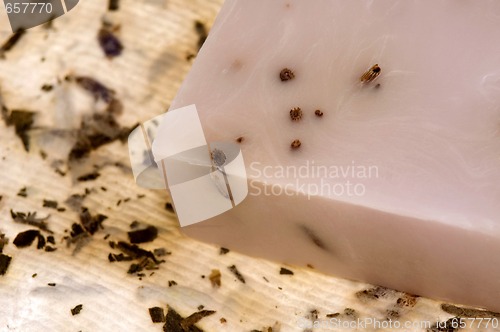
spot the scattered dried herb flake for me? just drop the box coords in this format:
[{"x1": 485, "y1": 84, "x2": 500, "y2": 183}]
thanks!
[
  {"x1": 279, "y1": 267, "x2": 294, "y2": 275},
  {"x1": 0, "y1": 29, "x2": 26, "y2": 58},
  {"x1": 71, "y1": 304, "x2": 83, "y2": 316},
  {"x1": 228, "y1": 265, "x2": 245, "y2": 284},
  {"x1": 43, "y1": 200, "x2": 58, "y2": 209},
  {"x1": 17, "y1": 187, "x2": 27, "y2": 197},
  {"x1": 127, "y1": 225, "x2": 158, "y2": 244},
  {"x1": 77, "y1": 171, "x2": 101, "y2": 182},
  {"x1": 97, "y1": 27, "x2": 123, "y2": 58},
  {"x1": 164, "y1": 306, "x2": 203, "y2": 332},
  {"x1": 13, "y1": 230, "x2": 40, "y2": 248},
  {"x1": 209, "y1": 269, "x2": 221, "y2": 288},
  {"x1": 181, "y1": 310, "x2": 216, "y2": 331},
  {"x1": 194, "y1": 20, "x2": 208, "y2": 51},
  {"x1": 0, "y1": 254, "x2": 12, "y2": 275},
  {"x1": 149, "y1": 307, "x2": 166, "y2": 323},
  {"x1": 108, "y1": 0, "x2": 120, "y2": 11},
  {"x1": 7, "y1": 110, "x2": 36, "y2": 151}
]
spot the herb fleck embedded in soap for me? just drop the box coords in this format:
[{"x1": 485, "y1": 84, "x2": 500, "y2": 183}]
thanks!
[
  {"x1": 291, "y1": 139, "x2": 301, "y2": 149},
  {"x1": 289, "y1": 107, "x2": 302, "y2": 121},
  {"x1": 280, "y1": 68, "x2": 295, "y2": 81},
  {"x1": 219, "y1": 247, "x2": 229, "y2": 255},
  {"x1": 360, "y1": 64, "x2": 381, "y2": 83},
  {"x1": 315, "y1": 110, "x2": 323, "y2": 117},
  {"x1": 396, "y1": 293, "x2": 418, "y2": 308},
  {"x1": 236, "y1": 136, "x2": 244, "y2": 143}
]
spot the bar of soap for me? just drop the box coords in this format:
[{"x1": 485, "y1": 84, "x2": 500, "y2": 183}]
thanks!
[{"x1": 166, "y1": 0, "x2": 500, "y2": 310}]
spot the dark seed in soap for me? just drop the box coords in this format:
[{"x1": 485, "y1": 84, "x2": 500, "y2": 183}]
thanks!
[
  {"x1": 315, "y1": 110, "x2": 323, "y2": 117},
  {"x1": 291, "y1": 139, "x2": 301, "y2": 149},
  {"x1": 280, "y1": 68, "x2": 295, "y2": 81},
  {"x1": 289, "y1": 107, "x2": 302, "y2": 121},
  {"x1": 279, "y1": 267, "x2": 294, "y2": 275},
  {"x1": 360, "y1": 64, "x2": 381, "y2": 83}
]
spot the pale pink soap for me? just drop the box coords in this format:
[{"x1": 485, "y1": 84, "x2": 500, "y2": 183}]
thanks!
[{"x1": 169, "y1": 0, "x2": 500, "y2": 310}]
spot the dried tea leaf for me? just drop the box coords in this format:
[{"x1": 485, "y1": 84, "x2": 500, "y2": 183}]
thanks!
[
  {"x1": 209, "y1": 269, "x2": 221, "y2": 288},
  {"x1": 77, "y1": 172, "x2": 101, "y2": 182},
  {"x1": 149, "y1": 307, "x2": 165, "y2": 323},
  {"x1": 7, "y1": 110, "x2": 35, "y2": 151},
  {"x1": 181, "y1": 310, "x2": 216, "y2": 331},
  {"x1": 79, "y1": 208, "x2": 107, "y2": 235},
  {"x1": 227, "y1": 265, "x2": 245, "y2": 284},
  {"x1": 17, "y1": 187, "x2": 27, "y2": 197},
  {"x1": 98, "y1": 28, "x2": 123, "y2": 58},
  {"x1": 74, "y1": 76, "x2": 115, "y2": 103},
  {"x1": 43, "y1": 200, "x2": 58, "y2": 209},
  {"x1": 0, "y1": 29, "x2": 26, "y2": 58},
  {"x1": 0, "y1": 254, "x2": 12, "y2": 275},
  {"x1": 13, "y1": 230, "x2": 40, "y2": 248},
  {"x1": 279, "y1": 267, "x2": 294, "y2": 275},
  {"x1": 127, "y1": 226, "x2": 158, "y2": 244},
  {"x1": 71, "y1": 304, "x2": 83, "y2": 316},
  {"x1": 11, "y1": 210, "x2": 52, "y2": 233},
  {"x1": 194, "y1": 21, "x2": 208, "y2": 51},
  {"x1": 108, "y1": 0, "x2": 120, "y2": 11}
]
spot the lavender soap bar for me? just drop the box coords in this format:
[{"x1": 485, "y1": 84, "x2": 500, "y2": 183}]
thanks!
[{"x1": 161, "y1": 0, "x2": 500, "y2": 310}]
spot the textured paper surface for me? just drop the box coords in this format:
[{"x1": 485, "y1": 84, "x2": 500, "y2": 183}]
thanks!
[{"x1": 0, "y1": 0, "x2": 497, "y2": 331}]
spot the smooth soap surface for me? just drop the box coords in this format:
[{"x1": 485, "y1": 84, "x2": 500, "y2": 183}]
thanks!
[{"x1": 168, "y1": 0, "x2": 500, "y2": 311}]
